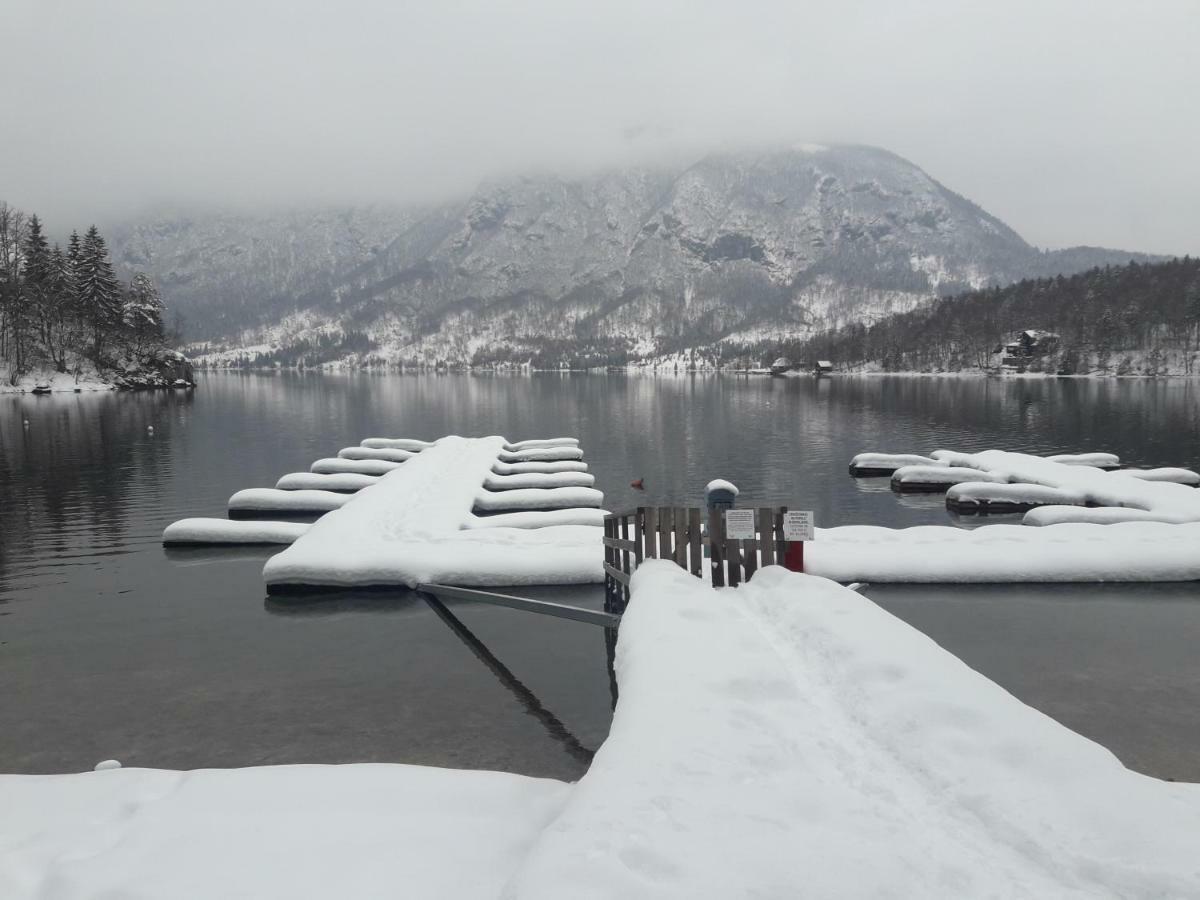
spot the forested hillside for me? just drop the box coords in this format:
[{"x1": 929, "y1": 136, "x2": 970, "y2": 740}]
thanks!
[{"x1": 775, "y1": 258, "x2": 1200, "y2": 375}]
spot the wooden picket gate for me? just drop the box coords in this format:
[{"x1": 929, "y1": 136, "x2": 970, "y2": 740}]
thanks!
[{"x1": 603, "y1": 506, "x2": 791, "y2": 614}]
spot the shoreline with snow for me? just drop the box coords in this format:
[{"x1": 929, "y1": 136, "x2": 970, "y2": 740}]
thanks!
[
  {"x1": 1, "y1": 351, "x2": 196, "y2": 394},
  {"x1": 182, "y1": 361, "x2": 1200, "y2": 379}
]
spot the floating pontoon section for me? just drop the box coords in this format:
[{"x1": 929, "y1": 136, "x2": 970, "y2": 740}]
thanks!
[
  {"x1": 163, "y1": 519, "x2": 312, "y2": 546},
  {"x1": 890, "y1": 466, "x2": 1007, "y2": 493},
  {"x1": 1116, "y1": 467, "x2": 1200, "y2": 486},
  {"x1": 482, "y1": 471, "x2": 595, "y2": 490},
  {"x1": 310, "y1": 458, "x2": 402, "y2": 476},
  {"x1": 492, "y1": 459, "x2": 589, "y2": 475},
  {"x1": 809, "y1": 522, "x2": 1200, "y2": 582},
  {"x1": 274, "y1": 472, "x2": 380, "y2": 492},
  {"x1": 336, "y1": 446, "x2": 415, "y2": 462},
  {"x1": 228, "y1": 488, "x2": 352, "y2": 518},
  {"x1": 165, "y1": 436, "x2": 606, "y2": 586},
  {"x1": 1045, "y1": 452, "x2": 1122, "y2": 469},
  {"x1": 945, "y1": 482, "x2": 1087, "y2": 514},
  {"x1": 473, "y1": 486, "x2": 604, "y2": 513},
  {"x1": 848, "y1": 453, "x2": 941, "y2": 476}
]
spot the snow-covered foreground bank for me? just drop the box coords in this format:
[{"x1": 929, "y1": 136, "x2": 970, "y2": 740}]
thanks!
[
  {"x1": 7, "y1": 564, "x2": 1197, "y2": 898},
  {"x1": 0, "y1": 765, "x2": 568, "y2": 899},
  {"x1": 509, "y1": 563, "x2": 1200, "y2": 898}
]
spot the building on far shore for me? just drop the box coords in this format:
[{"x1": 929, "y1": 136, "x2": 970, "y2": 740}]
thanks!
[{"x1": 995, "y1": 330, "x2": 1060, "y2": 370}]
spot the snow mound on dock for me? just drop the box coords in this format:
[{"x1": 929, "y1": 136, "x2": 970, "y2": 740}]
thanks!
[
  {"x1": 849, "y1": 452, "x2": 942, "y2": 474},
  {"x1": 474, "y1": 486, "x2": 604, "y2": 512},
  {"x1": 483, "y1": 471, "x2": 595, "y2": 490},
  {"x1": 1022, "y1": 507, "x2": 1194, "y2": 527},
  {"x1": 891, "y1": 465, "x2": 1008, "y2": 486},
  {"x1": 0, "y1": 764, "x2": 567, "y2": 900},
  {"x1": 310, "y1": 457, "x2": 402, "y2": 476},
  {"x1": 946, "y1": 482, "x2": 1087, "y2": 507},
  {"x1": 275, "y1": 472, "x2": 379, "y2": 492},
  {"x1": 498, "y1": 446, "x2": 584, "y2": 463},
  {"x1": 504, "y1": 438, "x2": 579, "y2": 450},
  {"x1": 163, "y1": 519, "x2": 310, "y2": 545},
  {"x1": 492, "y1": 459, "x2": 590, "y2": 475},
  {"x1": 336, "y1": 446, "x2": 416, "y2": 462},
  {"x1": 1116, "y1": 467, "x2": 1200, "y2": 486},
  {"x1": 1046, "y1": 452, "x2": 1122, "y2": 469},
  {"x1": 360, "y1": 437, "x2": 432, "y2": 451},
  {"x1": 809, "y1": 522, "x2": 1200, "y2": 581},
  {"x1": 508, "y1": 563, "x2": 1200, "y2": 898},
  {"x1": 228, "y1": 488, "x2": 352, "y2": 514}
]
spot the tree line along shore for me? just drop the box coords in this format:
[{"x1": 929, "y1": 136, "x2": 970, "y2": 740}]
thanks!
[{"x1": 0, "y1": 201, "x2": 188, "y2": 390}]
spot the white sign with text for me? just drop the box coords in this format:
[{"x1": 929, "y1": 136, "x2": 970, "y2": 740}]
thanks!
[
  {"x1": 724, "y1": 509, "x2": 756, "y2": 540},
  {"x1": 783, "y1": 510, "x2": 815, "y2": 541}
]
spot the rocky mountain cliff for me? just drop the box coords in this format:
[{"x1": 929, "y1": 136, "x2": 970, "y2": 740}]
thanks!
[{"x1": 108, "y1": 145, "x2": 1160, "y2": 367}]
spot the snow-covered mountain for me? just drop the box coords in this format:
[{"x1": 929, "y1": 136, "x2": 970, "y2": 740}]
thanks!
[{"x1": 109, "y1": 145, "x2": 1159, "y2": 366}]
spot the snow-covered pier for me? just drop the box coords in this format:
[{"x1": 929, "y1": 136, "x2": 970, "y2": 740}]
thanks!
[
  {"x1": 6, "y1": 563, "x2": 1198, "y2": 898},
  {"x1": 164, "y1": 435, "x2": 607, "y2": 589}
]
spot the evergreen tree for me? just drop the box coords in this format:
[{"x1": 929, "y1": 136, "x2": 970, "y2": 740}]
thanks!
[
  {"x1": 42, "y1": 245, "x2": 73, "y2": 371},
  {"x1": 0, "y1": 202, "x2": 29, "y2": 379},
  {"x1": 77, "y1": 225, "x2": 123, "y2": 360},
  {"x1": 123, "y1": 272, "x2": 165, "y2": 353},
  {"x1": 21, "y1": 216, "x2": 57, "y2": 368}
]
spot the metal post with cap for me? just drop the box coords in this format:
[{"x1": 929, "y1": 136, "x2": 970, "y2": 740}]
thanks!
[{"x1": 705, "y1": 479, "x2": 738, "y2": 587}]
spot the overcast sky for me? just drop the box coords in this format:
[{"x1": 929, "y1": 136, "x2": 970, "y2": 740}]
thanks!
[{"x1": 3, "y1": 0, "x2": 1197, "y2": 254}]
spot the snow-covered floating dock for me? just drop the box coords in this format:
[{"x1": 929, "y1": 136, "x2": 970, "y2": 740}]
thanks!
[
  {"x1": 264, "y1": 437, "x2": 603, "y2": 590},
  {"x1": 164, "y1": 435, "x2": 607, "y2": 588},
  {"x1": 5, "y1": 564, "x2": 1198, "y2": 899},
  {"x1": 833, "y1": 447, "x2": 1200, "y2": 581}
]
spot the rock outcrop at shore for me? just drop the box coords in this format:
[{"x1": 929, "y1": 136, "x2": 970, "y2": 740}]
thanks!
[{"x1": 111, "y1": 349, "x2": 195, "y2": 390}]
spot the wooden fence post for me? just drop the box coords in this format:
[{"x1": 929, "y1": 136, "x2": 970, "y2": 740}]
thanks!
[
  {"x1": 708, "y1": 504, "x2": 726, "y2": 588},
  {"x1": 687, "y1": 508, "x2": 702, "y2": 577}
]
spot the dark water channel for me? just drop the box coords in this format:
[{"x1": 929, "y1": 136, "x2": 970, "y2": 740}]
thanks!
[{"x1": 1, "y1": 373, "x2": 1198, "y2": 781}]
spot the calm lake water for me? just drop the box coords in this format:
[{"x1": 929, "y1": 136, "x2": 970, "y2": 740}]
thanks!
[{"x1": 2, "y1": 373, "x2": 1199, "y2": 781}]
